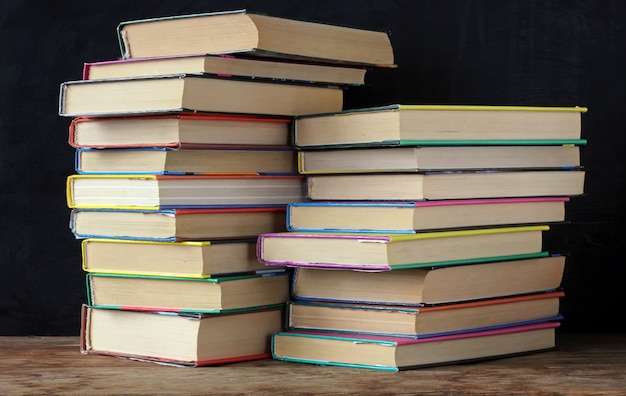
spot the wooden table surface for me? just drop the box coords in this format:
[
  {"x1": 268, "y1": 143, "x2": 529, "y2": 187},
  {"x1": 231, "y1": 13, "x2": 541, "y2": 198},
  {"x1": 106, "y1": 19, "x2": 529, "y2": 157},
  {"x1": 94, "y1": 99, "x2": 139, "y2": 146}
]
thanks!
[{"x1": 1, "y1": 333, "x2": 625, "y2": 395}]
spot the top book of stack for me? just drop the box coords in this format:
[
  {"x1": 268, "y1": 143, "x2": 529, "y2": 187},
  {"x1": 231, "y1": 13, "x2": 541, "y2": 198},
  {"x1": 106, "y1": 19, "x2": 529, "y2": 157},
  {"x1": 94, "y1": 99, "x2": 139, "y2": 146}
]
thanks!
[{"x1": 116, "y1": 10, "x2": 395, "y2": 67}]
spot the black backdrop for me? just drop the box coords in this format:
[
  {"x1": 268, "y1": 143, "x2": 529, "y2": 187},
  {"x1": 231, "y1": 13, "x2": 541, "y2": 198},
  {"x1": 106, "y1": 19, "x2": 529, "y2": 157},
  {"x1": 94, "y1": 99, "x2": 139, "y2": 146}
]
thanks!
[{"x1": 1, "y1": 0, "x2": 624, "y2": 335}]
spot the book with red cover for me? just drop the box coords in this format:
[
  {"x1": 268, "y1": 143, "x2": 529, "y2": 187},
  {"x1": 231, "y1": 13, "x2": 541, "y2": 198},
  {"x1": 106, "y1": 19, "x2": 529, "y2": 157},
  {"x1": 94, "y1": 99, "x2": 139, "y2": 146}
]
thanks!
[{"x1": 68, "y1": 113, "x2": 292, "y2": 149}]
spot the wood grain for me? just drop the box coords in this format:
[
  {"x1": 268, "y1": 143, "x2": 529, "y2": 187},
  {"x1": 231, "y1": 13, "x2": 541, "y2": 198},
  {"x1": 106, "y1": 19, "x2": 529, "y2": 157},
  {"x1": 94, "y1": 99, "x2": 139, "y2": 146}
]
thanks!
[{"x1": 1, "y1": 334, "x2": 625, "y2": 395}]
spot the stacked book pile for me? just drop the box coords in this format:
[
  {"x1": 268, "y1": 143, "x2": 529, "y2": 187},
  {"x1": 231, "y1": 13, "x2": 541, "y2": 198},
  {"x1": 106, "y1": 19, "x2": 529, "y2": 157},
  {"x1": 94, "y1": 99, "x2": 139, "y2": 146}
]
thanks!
[
  {"x1": 58, "y1": 10, "x2": 395, "y2": 366},
  {"x1": 258, "y1": 104, "x2": 587, "y2": 370}
]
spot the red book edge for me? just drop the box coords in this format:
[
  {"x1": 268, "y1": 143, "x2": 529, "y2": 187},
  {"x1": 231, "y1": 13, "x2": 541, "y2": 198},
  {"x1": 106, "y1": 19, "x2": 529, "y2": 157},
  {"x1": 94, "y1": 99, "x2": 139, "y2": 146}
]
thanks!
[{"x1": 68, "y1": 114, "x2": 291, "y2": 148}]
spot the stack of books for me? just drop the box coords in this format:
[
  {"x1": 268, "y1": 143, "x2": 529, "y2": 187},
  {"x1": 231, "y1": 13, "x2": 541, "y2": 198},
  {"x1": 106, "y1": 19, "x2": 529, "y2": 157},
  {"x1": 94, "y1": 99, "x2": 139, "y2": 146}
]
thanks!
[
  {"x1": 58, "y1": 10, "x2": 395, "y2": 366},
  {"x1": 258, "y1": 104, "x2": 588, "y2": 370}
]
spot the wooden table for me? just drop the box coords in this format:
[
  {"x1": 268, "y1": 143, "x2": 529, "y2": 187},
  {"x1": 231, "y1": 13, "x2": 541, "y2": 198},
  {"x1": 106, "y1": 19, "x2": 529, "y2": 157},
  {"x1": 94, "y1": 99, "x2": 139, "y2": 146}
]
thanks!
[{"x1": 1, "y1": 333, "x2": 625, "y2": 395}]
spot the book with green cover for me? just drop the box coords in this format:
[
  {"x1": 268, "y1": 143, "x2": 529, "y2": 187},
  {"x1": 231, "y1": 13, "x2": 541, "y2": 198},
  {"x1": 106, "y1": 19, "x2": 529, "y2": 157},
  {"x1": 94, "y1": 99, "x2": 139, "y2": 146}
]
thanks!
[
  {"x1": 293, "y1": 104, "x2": 587, "y2": 149},
  {"x1": 86, "y1": 272, "x2": 290, "y2": 313}
]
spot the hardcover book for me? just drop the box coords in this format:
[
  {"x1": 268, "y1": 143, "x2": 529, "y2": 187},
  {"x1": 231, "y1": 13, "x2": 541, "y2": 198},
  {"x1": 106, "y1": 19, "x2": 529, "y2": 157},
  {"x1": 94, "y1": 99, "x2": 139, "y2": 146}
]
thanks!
[
  {"x1": 74, "y1": 147, "x2": 298, "y2": 175},
  {"x1": 306, "y1": 170, "x2": 586, "y2": 201},
  {"x1": 116, "y1": 10, "x2": 395, "y2": 67},
  {"x1": 286, "y1": 291, "x2": 564, "y2": 338},
  {"x1": 81, "y1": 238, "x2": 280, "y2": 278},
  {"x1": 290, "y1": 255, "x2": 565, "y2": 305},
  {"x1": 293, "y1": 104, "x2": 587, "y2": 148},
  {"x1": 297, "y1": 144, "x2": 582, "y2": 174},
  {"x1": 271, "y1": 321, "x2": 560, "y2": 371},
  {"x1": 66, "y1": 174, "x2": 306, "y2": 209},
  {"x1": 86, "y1": 272, "x2": 290, "y2": 313},
  {"x1": 81, "y1": 305, "x2": 284, "y2": 367},
  {"x1": 286, "y1": 197, "x2": 569, "y2": 233},
  {"x1": 70, "y1": 207, "x2": 287, "y2": 241},
  {"x1": 83, "y1": 54, "x2": 368, "y2": 86},
  {"x1": 257, "y1": 226, "x2": 550, "y2": 271},
  {"x1": 68, "y1": 114, "x2": 292, "y2": 149},
  {"x1": 58, "y1": 74, "x2": 343, "y2": 117}
]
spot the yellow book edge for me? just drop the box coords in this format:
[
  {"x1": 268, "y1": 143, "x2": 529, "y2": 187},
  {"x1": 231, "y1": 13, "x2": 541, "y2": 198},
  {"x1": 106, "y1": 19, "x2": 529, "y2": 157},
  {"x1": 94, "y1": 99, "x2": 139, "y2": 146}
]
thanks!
[
  {"x1": 80, "y1": 238, "x2": 215, "y2": 278},
  {"x1": 66, "y1": 174, "x2": 160, "y2": 209}
]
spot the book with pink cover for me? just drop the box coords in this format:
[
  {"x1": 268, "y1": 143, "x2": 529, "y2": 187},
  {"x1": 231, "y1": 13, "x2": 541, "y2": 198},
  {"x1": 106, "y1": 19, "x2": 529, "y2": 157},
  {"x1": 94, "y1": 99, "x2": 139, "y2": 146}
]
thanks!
[
  {"x1": 257, "y1": 226, "x2": 550, "y2": 271},
  {"x1": 271, "y1": 321, "x2": 560, "y2": 371}
]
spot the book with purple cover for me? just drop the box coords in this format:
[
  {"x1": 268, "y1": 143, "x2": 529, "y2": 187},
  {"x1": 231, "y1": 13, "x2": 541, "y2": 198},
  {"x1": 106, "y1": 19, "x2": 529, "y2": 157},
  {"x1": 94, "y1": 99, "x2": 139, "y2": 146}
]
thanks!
[{"x1": 257, "y1": 226, "x2": 550, "y2": 271}]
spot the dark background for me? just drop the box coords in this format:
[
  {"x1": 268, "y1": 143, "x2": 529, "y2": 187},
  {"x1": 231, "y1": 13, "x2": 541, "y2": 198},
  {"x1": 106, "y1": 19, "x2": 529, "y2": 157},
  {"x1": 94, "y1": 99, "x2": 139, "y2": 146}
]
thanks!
[{"x1": 1, "y1": 0, "x2": 624, "y2": 335}]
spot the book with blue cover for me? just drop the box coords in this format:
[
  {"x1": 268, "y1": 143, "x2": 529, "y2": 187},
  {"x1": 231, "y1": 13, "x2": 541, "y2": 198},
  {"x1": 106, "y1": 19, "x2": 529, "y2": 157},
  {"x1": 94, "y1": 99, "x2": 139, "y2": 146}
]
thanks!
[{"x1": 286, "y1": 197, "x2": 569, "y2": 233}]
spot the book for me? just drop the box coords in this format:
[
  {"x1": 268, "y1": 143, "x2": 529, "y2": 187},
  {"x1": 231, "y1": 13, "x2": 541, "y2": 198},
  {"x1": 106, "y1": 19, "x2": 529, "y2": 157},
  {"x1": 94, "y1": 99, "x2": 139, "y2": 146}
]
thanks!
[
  {"x1": 81, "y1": 305, "x2": 284, "y2": 367},
  {"x1": 86, "y1": 272, "x2": 290, "y2": 313},
  {"x1": 293, "y1": 104, "x2": 587, "y2": 149},
  {"x1": 286, "y1": 197, "x2": 569, "y2": 233},
  {"x1": 58, "y1": 74, "x2": 343, "y2": 117},
  {"x1": 69, "y1": 114, "x2": 292, "y2": 149},
  {"x1": 306, "y1": 170, "x2": 586, "y2": 201},
  {"x1": 271, "y1": 321, "x2": 560, "y2": 371},
  {"x1": 81, "y1": 238, "x2": 280, "y2": 277},
  {"x1": 117, "y1": 10, "x2": 395, "y2": 67},
  {"x1": 290, "y1": 255, "x2": 564, "y2": 305},
  {"x1": 83, "y1": 54, "x2": 368, "y2": 86},
  {"x1": 286, "y1": 291, "x2": 564, "y2": 338},
  {"x1": 70, "y1": 207, "x2": 287, "y2": 241},
  {"x1": 66, "y1": 174, "x2": 306, "y2": 209},
  {"x1": 257, "y1": 226, "x2": 550, "y2": 271},
  {"x1": 297, "y1": 145, "x2": 583, "y2": 174},
  {"x1": 74, "y1": 147, "x2": 298, "y2": 174}
]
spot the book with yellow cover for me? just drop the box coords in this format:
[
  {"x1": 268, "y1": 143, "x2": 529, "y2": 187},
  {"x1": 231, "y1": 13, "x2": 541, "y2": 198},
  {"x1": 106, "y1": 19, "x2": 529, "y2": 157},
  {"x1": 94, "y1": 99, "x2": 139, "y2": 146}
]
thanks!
[
  {"x1": 81, "y1": 238, "x2": 281, "y2": 278},
  {"x1": 66, "y1": 173, "x2": 306, "y2": 210}
]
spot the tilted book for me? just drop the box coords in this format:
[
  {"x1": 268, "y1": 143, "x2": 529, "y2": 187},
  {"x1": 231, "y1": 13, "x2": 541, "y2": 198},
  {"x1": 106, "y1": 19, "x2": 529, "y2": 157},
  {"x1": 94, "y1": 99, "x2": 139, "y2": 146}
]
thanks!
[
  {"x1": 83, "y1": 54, "x2": 368, "y2": 86},
  {"x1": 116, "y1": 10, "x2": 395, "y2": 67},
  {"x1": 257, "y1": 226, "x2": 550, "y2": 271},
  {"x1": 271, "y1": 321, "x2": 561, "y2": 371}
]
